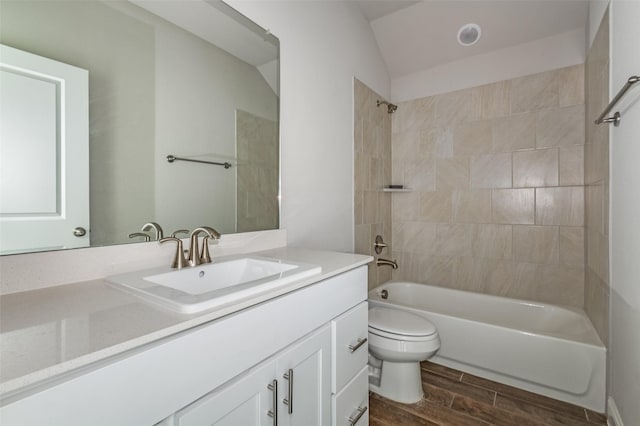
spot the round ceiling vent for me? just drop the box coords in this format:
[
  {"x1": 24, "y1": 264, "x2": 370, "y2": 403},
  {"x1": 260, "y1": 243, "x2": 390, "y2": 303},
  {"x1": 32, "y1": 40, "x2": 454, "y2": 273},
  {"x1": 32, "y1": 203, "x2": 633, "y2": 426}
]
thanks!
[{"x1": 457, "y1": 23, "x2": 481, "y2": 46}]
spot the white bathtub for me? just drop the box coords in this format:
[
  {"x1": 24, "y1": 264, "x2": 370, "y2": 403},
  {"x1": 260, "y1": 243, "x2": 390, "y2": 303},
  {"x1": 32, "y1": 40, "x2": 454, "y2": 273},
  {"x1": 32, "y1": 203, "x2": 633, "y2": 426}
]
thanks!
[{"x1": 368, "y1": 282, "x2": 606, "y2": 412}]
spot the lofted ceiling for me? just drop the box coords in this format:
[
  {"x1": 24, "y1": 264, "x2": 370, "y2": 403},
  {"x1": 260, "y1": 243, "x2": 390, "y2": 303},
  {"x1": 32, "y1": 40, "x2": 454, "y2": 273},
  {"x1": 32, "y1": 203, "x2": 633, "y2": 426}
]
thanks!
[{"x1": 356, "y1": 0, "x2": 589, "y2": 79}]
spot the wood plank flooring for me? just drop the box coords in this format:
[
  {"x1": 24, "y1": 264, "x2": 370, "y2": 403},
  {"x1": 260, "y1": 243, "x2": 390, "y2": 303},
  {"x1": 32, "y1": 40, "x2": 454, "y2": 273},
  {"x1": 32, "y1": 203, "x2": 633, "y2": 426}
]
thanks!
[{"x1": 369, "y1": 361, "x2": 607, "y2": 426}]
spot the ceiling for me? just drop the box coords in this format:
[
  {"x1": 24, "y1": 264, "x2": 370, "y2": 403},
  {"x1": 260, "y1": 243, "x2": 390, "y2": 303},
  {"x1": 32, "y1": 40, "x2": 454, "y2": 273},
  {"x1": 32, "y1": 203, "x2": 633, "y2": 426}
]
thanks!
[{"x1": 356, "y1": 0, "x2": 589, "y2": 79}]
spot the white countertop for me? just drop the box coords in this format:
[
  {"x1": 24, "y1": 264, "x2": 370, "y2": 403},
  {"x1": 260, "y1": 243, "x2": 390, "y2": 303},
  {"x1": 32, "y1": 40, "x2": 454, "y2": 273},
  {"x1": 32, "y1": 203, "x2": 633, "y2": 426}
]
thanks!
[{"x1": 0, "y1": 247, "x2": 372, "y2": 398}]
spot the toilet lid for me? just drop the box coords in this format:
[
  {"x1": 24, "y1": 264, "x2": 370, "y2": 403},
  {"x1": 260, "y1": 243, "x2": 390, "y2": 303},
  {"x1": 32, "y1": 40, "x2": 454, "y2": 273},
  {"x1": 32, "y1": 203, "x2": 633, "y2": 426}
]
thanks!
[{"x1": 369, "y1": 307, "x2": 436, "y2": 337}]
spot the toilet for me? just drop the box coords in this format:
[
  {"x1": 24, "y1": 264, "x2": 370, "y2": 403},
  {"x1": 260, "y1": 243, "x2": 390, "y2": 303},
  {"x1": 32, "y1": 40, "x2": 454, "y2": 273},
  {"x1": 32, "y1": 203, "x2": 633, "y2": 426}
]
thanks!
[{"x1": 368, "y1": 307, "x2": 440, "y2": 403}]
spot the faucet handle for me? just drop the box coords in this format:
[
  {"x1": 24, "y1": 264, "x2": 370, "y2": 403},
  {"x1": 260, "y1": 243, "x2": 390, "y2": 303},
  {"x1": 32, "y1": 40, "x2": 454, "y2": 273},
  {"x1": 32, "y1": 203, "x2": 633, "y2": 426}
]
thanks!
[
  {"x1": 171, "y1": 229, "x2": 190, "y2": 238},
  {"x1": 200, "y1": 236, "x2": 214, "y2": 264},
  {"x1": 159, "y1": 237, "x2": 188, "y2": 269},
  {"x1": 129, "y1": 232, "x2": 151, "y2": 242}
]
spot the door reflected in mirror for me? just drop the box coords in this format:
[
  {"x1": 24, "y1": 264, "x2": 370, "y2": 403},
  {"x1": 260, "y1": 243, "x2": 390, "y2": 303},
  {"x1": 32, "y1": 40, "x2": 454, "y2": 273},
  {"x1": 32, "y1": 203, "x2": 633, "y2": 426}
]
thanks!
[{"x1": 0, "y1": 0, "x2": 279, "y2": 255}]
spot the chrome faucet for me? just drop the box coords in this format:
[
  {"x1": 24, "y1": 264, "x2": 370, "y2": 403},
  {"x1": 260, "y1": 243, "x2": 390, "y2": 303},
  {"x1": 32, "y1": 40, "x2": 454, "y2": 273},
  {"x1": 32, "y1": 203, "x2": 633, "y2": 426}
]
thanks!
[
  {"x1": 188, "y1": 227, "x2": 221, "y2": 267},
  {"x1": 376, "y1": 258, "x2": 398, "y2": 269},
  {"x1": 142, "y1": 222, "x2": 164, "y2": 241}
]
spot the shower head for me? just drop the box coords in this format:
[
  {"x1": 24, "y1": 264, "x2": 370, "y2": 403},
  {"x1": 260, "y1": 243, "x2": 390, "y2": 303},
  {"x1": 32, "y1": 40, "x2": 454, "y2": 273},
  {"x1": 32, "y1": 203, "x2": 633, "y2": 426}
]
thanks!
[{"x1": 376, "y1": 99, "x2": 398, "y2": 114}]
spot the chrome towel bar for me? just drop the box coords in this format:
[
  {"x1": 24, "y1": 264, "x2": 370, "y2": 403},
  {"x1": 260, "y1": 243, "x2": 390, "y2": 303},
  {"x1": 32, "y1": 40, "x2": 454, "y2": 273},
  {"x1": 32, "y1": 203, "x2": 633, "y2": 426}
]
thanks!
[
  {"x1": 595, "y1": 75, "x2": 639, "y2": 127},
  {"x1": 166, "y1": 154, "x2": 232, "y2": 169}
]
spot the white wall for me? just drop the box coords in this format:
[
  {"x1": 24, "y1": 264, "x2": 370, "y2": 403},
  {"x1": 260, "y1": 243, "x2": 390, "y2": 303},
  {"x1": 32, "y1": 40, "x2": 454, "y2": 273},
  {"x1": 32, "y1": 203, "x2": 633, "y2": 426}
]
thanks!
[
  {"x1": 589, "y1": 0, "x2": 610, "y2": 48},
  {"x1": 392, "y1": 28, "x2": 586, "y2": 101},
  {"x1": 609, "y1": 1, "x2": 640, "y2": 424},
  {"x1": 226, "y1": 0, "x2": 390, "y2": 252}
]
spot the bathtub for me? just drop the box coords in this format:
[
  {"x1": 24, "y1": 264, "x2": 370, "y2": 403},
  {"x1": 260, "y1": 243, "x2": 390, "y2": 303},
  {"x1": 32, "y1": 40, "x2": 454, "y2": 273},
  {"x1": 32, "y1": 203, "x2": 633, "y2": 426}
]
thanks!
[{"x1": 368, "y1": 282, "x2": 606, "y2": 412}]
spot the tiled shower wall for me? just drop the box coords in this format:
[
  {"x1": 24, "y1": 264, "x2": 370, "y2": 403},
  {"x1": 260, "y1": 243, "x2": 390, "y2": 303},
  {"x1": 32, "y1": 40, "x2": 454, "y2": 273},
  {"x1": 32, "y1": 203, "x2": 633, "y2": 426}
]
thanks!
[
  {"x1": 390, "y1": 65, "x2": 586, "y2": 307},
  {"x1": 353, "y1": 79, "x2": 393, "y2": 290},
  {"x1": 584, "y1": 10, "x2": 610, "y2": 344},
  {"x1": 236, "y1": 110, "x2": 279, "y2": 233}
]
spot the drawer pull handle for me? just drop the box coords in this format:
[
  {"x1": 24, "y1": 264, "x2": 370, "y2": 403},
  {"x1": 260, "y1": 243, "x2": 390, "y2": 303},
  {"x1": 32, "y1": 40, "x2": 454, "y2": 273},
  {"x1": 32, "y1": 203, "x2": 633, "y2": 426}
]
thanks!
[
  {"x1": 348, "y1": 337, "x2": 367, "y2": 353},
  {"x1": 267, "y1": 379, "x2": 278, "y2": 425},
  {"x1": 283, "y1": 369, "x2": 293, "y2": 414},
  {"x1": 348, "y1": 405, "x2": 368, "y2": 425}
]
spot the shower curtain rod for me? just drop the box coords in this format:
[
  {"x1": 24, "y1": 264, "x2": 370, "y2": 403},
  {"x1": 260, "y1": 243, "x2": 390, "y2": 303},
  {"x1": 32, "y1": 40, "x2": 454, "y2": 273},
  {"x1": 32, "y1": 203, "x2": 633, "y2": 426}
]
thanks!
[{"x1": 166, "y1": 155, "x2": 232, "y2": 169}]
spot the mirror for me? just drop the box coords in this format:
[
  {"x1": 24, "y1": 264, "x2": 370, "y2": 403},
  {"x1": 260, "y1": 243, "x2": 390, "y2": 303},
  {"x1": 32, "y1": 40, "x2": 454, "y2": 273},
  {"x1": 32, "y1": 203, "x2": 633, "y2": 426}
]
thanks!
[{"x1": 0, "y1": 0, "x2": 279, "y2": 255}]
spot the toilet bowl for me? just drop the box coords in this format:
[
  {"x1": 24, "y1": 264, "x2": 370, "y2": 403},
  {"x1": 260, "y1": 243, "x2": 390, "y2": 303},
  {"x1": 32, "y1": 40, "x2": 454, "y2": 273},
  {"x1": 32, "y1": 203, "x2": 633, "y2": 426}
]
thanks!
[{"x1": 368, "y1": 307, "x2": 440, "y2": 404}]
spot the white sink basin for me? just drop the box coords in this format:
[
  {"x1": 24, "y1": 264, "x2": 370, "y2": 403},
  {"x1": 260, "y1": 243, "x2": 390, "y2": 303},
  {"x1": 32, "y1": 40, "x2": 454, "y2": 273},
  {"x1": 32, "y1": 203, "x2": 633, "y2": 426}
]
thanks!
[{"x1": 106, "y1": 256, "x2": 321, "y2": 313}]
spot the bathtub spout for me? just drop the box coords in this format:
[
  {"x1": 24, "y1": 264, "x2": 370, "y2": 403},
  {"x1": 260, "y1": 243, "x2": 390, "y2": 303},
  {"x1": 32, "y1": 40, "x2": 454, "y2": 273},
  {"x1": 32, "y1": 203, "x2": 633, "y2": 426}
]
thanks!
[{"x1": 376, "y1": 258, "x2": 398, "y2": 269}]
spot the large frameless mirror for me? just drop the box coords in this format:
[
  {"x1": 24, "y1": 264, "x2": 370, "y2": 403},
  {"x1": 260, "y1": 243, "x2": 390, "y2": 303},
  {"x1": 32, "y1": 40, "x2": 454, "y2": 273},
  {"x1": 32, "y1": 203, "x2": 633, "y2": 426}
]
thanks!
[{"x1": 0, "y1": 0, "x2": 279, "y2": 255}]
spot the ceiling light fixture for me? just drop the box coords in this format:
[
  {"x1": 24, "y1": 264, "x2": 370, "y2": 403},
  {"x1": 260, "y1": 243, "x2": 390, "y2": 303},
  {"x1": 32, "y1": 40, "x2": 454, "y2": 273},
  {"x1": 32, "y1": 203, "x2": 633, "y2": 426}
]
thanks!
[{"x1": 457, "y1": 23, "x2": 481, "y2": 46}]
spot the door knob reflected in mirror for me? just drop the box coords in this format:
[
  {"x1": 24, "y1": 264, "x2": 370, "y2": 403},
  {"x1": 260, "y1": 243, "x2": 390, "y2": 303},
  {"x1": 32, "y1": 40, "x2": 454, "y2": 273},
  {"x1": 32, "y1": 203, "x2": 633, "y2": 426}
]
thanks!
[{"x1": 73, "y1": 227, "x2": 87, "y2": 237}]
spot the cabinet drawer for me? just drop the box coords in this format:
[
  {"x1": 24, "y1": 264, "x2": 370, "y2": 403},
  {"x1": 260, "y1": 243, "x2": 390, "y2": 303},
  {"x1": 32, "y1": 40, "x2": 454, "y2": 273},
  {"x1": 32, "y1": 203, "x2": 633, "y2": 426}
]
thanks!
[
  {"x1": 332, "y1": 301, "x2": 368, "y2": 392},
  {"x1": 333, "y1": 366, "x2": 369, "y2": 426}
]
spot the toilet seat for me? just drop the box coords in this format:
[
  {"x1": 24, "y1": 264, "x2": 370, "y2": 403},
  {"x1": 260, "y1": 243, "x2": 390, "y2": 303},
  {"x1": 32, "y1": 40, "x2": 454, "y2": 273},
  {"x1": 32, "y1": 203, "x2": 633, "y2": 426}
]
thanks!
[{"x1": 369, "y1": 307, "x2": 437, "y2": 341}]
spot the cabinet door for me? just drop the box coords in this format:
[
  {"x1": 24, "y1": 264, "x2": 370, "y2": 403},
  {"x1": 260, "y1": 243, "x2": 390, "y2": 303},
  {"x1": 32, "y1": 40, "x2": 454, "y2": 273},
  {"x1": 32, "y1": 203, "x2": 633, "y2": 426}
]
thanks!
[
  {"x1": 175, "y1": 360, "x2": 276, "y2": 426},
  {"x1": 276, "y1": 325, "x2": 332, "y2": 426}
]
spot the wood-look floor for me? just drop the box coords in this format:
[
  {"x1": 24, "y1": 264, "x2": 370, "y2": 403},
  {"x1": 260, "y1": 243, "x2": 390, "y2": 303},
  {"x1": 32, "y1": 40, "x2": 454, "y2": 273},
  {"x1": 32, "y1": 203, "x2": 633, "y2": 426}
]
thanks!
[{"x1": 369, "y1": 361, "x2": 607, "y2": 426}]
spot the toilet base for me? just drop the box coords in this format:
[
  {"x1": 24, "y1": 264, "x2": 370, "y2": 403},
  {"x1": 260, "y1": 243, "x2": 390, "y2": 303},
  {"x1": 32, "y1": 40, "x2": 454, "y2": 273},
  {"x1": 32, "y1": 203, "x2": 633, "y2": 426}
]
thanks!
[{"x1": 369, "y1": 360, "x2": 424, "y2": 404}]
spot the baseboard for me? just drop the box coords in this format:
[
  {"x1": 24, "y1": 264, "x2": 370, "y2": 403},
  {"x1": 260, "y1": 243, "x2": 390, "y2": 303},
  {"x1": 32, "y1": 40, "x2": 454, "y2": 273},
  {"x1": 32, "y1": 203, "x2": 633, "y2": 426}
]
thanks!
[{"x1": 608, "y1": 397, "x2": 624, "y2": 426}]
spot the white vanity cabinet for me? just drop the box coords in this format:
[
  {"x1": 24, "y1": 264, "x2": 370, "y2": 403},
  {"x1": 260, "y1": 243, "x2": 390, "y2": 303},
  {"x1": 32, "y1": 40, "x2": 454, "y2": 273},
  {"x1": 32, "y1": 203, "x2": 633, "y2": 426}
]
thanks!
[
  {"x1": 0, "y1": 265, "x2": 368, "y2": 426},
  {"x1": 331, "y1": 302, "x2": 369, "y2": 426},
  {"x1": 174, "y1": 324, "x2": 331, "y2": 426}
]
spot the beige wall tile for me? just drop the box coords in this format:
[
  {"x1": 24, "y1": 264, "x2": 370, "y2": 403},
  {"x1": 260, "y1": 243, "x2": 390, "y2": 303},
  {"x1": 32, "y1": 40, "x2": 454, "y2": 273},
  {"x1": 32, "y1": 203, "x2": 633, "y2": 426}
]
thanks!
[
  {"x1": 585, "y1": 268, "x2": 609, "y2": 344},
  {"x1": 355, "y1": 224, "x2": 371, "y2": 255},
  {"x1": 452, "y1": 190, "x2": 492, "y2": 223},
  {"x1": 392, "y1": 192, "x2": 420, "y2": 221},
  {"x1": 392, "y1": 130, "x2": 422, "y2": 165},
  {"x1": 511, "y1": 262, "x2": 540, "y2": 299},
  {"x1": 513, "y1": 225, "x2": 559, "y2": 264},
  {"x1": 403, "y1": 157, "x2": 436, "y2": 191},
  {"x1": 393, "y1": 96, "x2": 436, "y2": 132},
  {"x1": 492, "y1": 188, "x2": 535, "y2": 224},
  {"x1": 435, "y1": 88, "x2": 481, "y2": 126},
  {"x1": 510, "y1": 70, "x2": 558, "y2": 113},
  {"x1": 435, "y1": 224, "x2": 472, "y2": 256},
  {"x1": 452, "y1": 257, "x2": 513, "y2": 295},
  {"x1": 369, "y1": 158, "x2": 384, "y2": 190},
  {"x1": 536, "y1": 104, "x2": 585, "y2": 148},
  {"x1": 536, "y1": 187, "x2": 584, "y2": 226},
  {"x1": 585, "y1": 183, "x2": 604, "y2": 233},
  {"x1": 380, "y1": 65, "x2": 587, "y2": 307},
  {"x1": 536, "y1": 264, "x2": 584, "y2": 307},
  {"x1": 392, "y1": 250, "x2": 425, "y2": 283},
  {"x1": 559, "y1": 226, "x2": 584, "y2": 266},
  {"x1": 513, "y1": 149, "x2": 558, "y2": 188},
  {"x1": 354, "y1": 150, "x2": 368, "y2": 191},
  {"x1": 491, "y1": 113, "x2": 536, "y2": 152},
  {"x1": 559, "y1": 145, "x2": 584, "y2": 186},
  {"x1": 392, "y1": 221, "x2": 437, "y2": 253},
  {"x1": 354, "y1": 190, "x2": 363, "y2": 225},
  {"x1": 355, "y1": 79, "x2": 393, "y2": 289},
  {"x1": 420, "y1": 191, "x2": 452, "y2": 222},
  {"x1": 436, "y1": 157, "x2": 469, "y2": 190},
  {"x1": 470, "y1": 153, "x2": 512, "y2": 188},
  {"x1": 481, "y1": 81, "x2": 511, "y2": 119},
  {"x1": 558, "y1": 64, "x2": 585, "y2": 107},
  {"x1": 453, "y1": 121, "x2": 492, "y2": 156},
  {"x1": 472, "y1": 224, "x2": 512, "y2": 259},
  {"x1": 363, "y1": 190, "x2": 380, "y2": 224},
  {"x1": 421, "y1": 255, "x2": 455, "y2": 286},
  {"x1": 584, "y1": 140, "x2": 609, "y2": 184}
]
